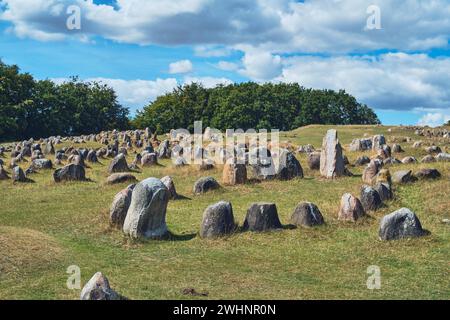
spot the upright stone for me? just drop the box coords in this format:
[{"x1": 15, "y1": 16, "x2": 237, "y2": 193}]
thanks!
[
  {"x1": 110, "y1": 184, "x2": 135, "y2": 228},
  {"x1": 222, "y1": 160, "x2": 247, "y2": 185},
  {"x1": 200, "y1": 201, "x2": 236, "y2": 239},
  {"x1": 338, "y1": 193, "x2": 365, "y2": 221},
  {"x1": 242, "y1": 203, "x2": 282, "y2": 232},
  {"x1": 379, "y1": 208, "x2": 426, "y2": 241},
  {"x1": 123, "y1": 178, "x2": 169, "y2": 239},
  {"x1": 160, "y1": 176, "x2": 178, "y2": 200},
  {"x1": 290, "y1": 202, "x2": 325, "y2": 227},
  {"x1": 108, "y1": 153, "x2": 129, "y2": 174},
  {"x1": 320, "y1": 129, "x2": 345, "y2": 179}
]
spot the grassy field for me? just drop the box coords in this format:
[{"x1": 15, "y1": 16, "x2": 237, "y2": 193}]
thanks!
[{"x1": 0, "y1": 125, "x2": 449, "y2": 300}]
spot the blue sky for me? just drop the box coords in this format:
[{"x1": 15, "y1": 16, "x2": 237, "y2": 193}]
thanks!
[{"x1": 1, "y1": 0, "x2": 450, "y2": 126}]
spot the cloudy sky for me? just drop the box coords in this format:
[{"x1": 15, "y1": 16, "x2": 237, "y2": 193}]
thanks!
[{"x1": 1, "y1": 0, "x2": 449, "y2": 126}]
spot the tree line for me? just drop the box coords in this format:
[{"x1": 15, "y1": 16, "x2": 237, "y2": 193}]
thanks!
[
  {"x1": 1, "y1": 59, "x2": 380, "y2": 142},
  {"x1": 0, "y1": 60, "x2": 129, "y2": 142},
  {"x1": 133, "y1": 82, "x2": 380, "y2": 133}
]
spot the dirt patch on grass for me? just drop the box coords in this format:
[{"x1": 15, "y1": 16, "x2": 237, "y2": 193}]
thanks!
[{"x1": 0, "y1": 226, "x2": 64, "y2": 275}]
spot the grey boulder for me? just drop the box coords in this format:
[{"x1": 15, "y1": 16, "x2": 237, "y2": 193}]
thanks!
[
  {"x1": 200, "y1": 201, "x2": 236, "y2": 239},
  {"x1": 379, "y1": 208, "x2": 426, "y2": 241},
  {"x1": 123, "y1": 178, "x2": 169, "y2": 239},
  {"x1": 193, "y1": 177, "x2": 220, "y2": 195},
  {"x1": 290, "y1": 202, "x2": 324, "y2": 227},
  {"x1": 242, "y1": 203, "x2": 283, "y2": 232}
]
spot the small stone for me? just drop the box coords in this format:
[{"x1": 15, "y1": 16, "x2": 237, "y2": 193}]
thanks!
[
  {"x1": 242, "y1": 203, "x2": 283, "y2": 232},
  {"x1": 379, "y1": 208, "x2": 426, "y2": 241},
  {"x1": 392, "y1": 170, "x2": 417, "y2": 184},
  {"x1": 290, "y1": 202, "x2": 324, "y2": 227},
  {"x1": 53, "y1": 164, "x2": 86, "y2": 182},
  {"x1": 80, "y1": 272, "x2": 122, "y2": 300},
  {"x1": 338, "y1": 193, "x2": 365, "y2": 222},
  {"x1": 200, "y1": 201, "x2": 236, "y2": 239},
  {"x1": 414, "y1": 168, "x2": 441, "y2": 180},
  {"x1": 193, "y1": 177, "x2": 220, "y2": 194},
  {"x1": 360, "y1": 185, "x2": 383, "y2": 212},
  {"x1": 106, "y1": 173, "x2": 137, "y2": 184}
]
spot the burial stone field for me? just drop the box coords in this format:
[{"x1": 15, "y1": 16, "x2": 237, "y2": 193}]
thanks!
[{"x1": 0, "y1": 124, "x2": 448, "y2": 300}]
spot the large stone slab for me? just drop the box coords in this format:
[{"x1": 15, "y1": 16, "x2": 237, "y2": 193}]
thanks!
[{"x1": 320, "y1": 129, "x2": 345, "y2": 179}]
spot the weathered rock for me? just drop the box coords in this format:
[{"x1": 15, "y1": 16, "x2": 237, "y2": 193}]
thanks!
[
  {"x1": 372, "y1": 135, "x2": 386, "y2": 151},
  {"x1": 338, "y1": 193, "x2": 365, "y2": 222},
  {"x1": 297, "y1": 144, "x2": 315, "y2": 153},
  {"x1": 0, "y1": 165, "x2": 8, "y2": 180},
  {"x1": 414, "y1": 168, "x2": 441, "y2": 180},
  {"x1": 277, "y1": 150, "x2": 303, "y2": 180},
  {"x1": 290, "y1": 202, "x2": 324, "y2": 227},
  {"x1": 174, "y1": 156, "x2": 187, "y2": 167},
  {"x1": 354, "y1": 155, "x2": 371, "y2": 166},
  {"x1": 53, "y1": 164, "x2": 86, "y2": 182},
  {"x1": 377, "y1": 145, "x2": 391, "y2": 159},
  {"x1": 374, "y1": 182, "x2": 393, "y2": 201},
  {"x1": 242, "y1": 203, "x2": 282, "y2": 232},
  {"x1": 392, "y1": 144, "x2": 404, "y2": 153},
  {"x1": 360, "y1": 185, "x2": 383, "y2": 212},
  {"x1": 110, "y1": 184, "x2": 135, "y2": 227},
  {"x1": 349, "y1": 138, "x2": 372, "y2": 151},
  {"x1": 379, "y1": 208, "x2": 426, "y2": 241},
  {"x1": 86, "y1": 149, "x2": 98, "y2": 163},
  {"x1": 161, "y1": 176, "x2": 178, "y2": 200},
  {"x1": 420, "y1": 155, "x2": 436, "y2": 163},
  {"x1": 307, "y1": 152, "x2": 321, "y2": 170},
  {"x1": 80, "y1": 272, "x2": 121, "y2": 300},
  {"x1": 108, "y1": 154, "x2": 129, "y2": 174},
  {"x1": 200, "y1": 201, "x2": 236, "y2": 239},
  {"x1": 158, "y1": 140, "x2": 171, "y2": 159},
  {"x1": 320, "y1": 129, "x2": 345, "y2": 179},
  {"x1": 193, "y1": 177, "x2": 220, "y2": 194},
  {"x1": 392, "y1": 170, "x2": 417, "y2": 184},
  {"x1": 249, "y1": 147, "x2": 277, "y2": 180},
  {"x1": 435, "y1": 153, "x2": 450, "y2": 162},
  {"x1": 11, "y1": 166, "x2": 26, "y2": 182},
  {"x1": 383, "y1": 157, "x2": 401, "y2": 165},
  {"x1": 362, "y1": 159, "x2": 382, "y2": 185},
  {"x1": 425, "y1": 146, "x2": 442, "y2": 154},
  {"x1": 222, "y1": 161, "x2": 247, "y2": 185},
  {"x1": 401, "y1": 156, "x2": 417, "y2": 164},
  {"x1": 31, "y1": 158, "x2": 52, "y2": 170},
  {"x1": 123, "y1": 178, "x2": 170, "y2": 239},
  {"x1": 141, "y1": 153, "x2": 158, "y2": 167},
  {"x1": 375, "y1": 168, "x2": 392, "y2": 185},
  {"x1": 106, "y1": 173, "x2": 137, "y2": 185}
]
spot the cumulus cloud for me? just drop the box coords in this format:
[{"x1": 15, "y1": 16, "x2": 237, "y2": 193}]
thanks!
[
  {"x1": 1, "y1": 0, "x2": 450, "y2": 53},
  {"x1": 417, "y1": 110, "x2": 450, "y2": 127},
  {"x1": 168, "y1": 60, "x2": 193, "y2": 74},
  {"x1": 216, "y1": 61, "x2": 239, "y2": 72},
  {"x1": 276, "y1": 53, "x2": 450, "y2": 111},
  {"x1": 238, "y1": 49, "x2": 283, "y2": 81}
]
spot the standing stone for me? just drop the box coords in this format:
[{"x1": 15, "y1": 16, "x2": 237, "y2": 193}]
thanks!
[
  {"x1": 161, "y1": 176, "x2": 178, "y2": 200},
  {"x1": 141, "y1": 153, "x2": 158, "y2": 167},
  {"x1": 372, "y1": 135, "x2": 386, "y2": 151},
  {"x1": 379, "y1": 208, "x2": 426, "y2": 241},
  {"x1": 338, "y1": 193, "x2": 365, "y2": 221},
  {"x1": 193, "y1": 177, "x2": 220, "y2": 194},
  {"x1": 307, "y1": 152, "x2": 321, "y2": 170},
  {"x1": 11, "y1": 166, "x2": 26, "y2": 182},
  {"x1": 80, "y1": 272, "x2": 121, "y2": 300},
  {"x1": 123, "y1": 178, "x2": 169, "y2": 239},
  {"x1": 86, "y1": 150, "x2": 98, "y2": 163},
  {"x1": 53, "y1": 164, "x2": 86, "y2": 182},
  {"x1": 106, "y1": 173, "x2": 137, "y2": 185},
  {"x1": 242, "y1": 203, "x2": 282, "y2": 232},
  {"x1": 222, "y1": 160, "x2": 247, "y2": 185},
  {"x1": 392, "y1": 170, "x2": 417, "y2": 184},
  {"x1": 277, "y1": 150, "x2": 303, "y2": 180},
  {"x1": 362, "y1": 159, "x2": 382, "y2": 185},
  {"x1": 376, "y1": 168, "x2": 392, "y2": 186},
  {"x1": 200, "y1": 201, "x2": 236, "y2": 239},
  {"x1": 31, "y1": 158, "x2": 52, "y2": 170},
  {"x1": 0, "y1": 165, "x2": 8, "y2": 180},
  {"x1": 360, "y1": 185, "x2": 382, "y2": 212},
  {"x1": 108, "y1": 153, "x2": 129, "y2": 174},
  {"x1": 158, "y1": 140, "x2": 171, "y2": 159},
  {"x1": 320, "y1": 129, "x2": 345, "y2": 179},
  {"x1": 414, "y1": 168, "x2": 441, "y2": 180},
  {"x1": 110, "y1": 184, "x2": 135, "y2": 228},
  {"x1": 374, "y1": 183, "x2": 393, "y2": 201},
  {"x1": 290, "y1": 202, "x2": 324, "y2": 227}
]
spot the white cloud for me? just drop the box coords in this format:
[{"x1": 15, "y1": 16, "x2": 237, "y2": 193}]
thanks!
[
  {"x1": 238, "y1": 49, "x2": 282, "y2": 81},
  {"x1": 1, "y1": 0, "x2": 450, "y2": 53},
  {"x1": 417, "y1": 110, "x2": 450, "y2": 127},
  {"x1": 168, "y1": 60, "x2": 193, "y2": 74},
  {"x1": 217, "y1": 61, "x2": 239, "y2": 72},
  {"x1": 53, "y1": 77, "x2": 178, "y2": 111},
  {"x1": 276, "y1": 53, "x2": 450, "y2": 111}
]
